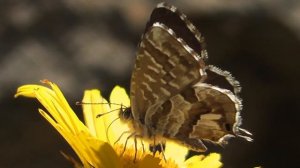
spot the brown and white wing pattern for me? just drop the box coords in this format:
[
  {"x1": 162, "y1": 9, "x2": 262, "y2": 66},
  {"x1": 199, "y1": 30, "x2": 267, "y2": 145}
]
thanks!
[
  {"x1": 127, "y1": 2, "x2": 252, "y2": 151},
  {"x1": 130, "y1": 3, "x2": 207, "y2": 133},
  {"x1": 205, "y1": 65, "x2": 241, "y2": 95},
  {"x1": 158, "y1": 66, "x2": 252, "y2": 151},
  {"x1": 145, "y1": 2, "x2": 208, "y2": 60}
]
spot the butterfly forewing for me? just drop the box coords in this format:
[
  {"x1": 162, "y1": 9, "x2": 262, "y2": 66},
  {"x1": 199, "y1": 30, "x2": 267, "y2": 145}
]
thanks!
[{"x1": 130, "y1": 23, "x2": 206, "y2": 130}]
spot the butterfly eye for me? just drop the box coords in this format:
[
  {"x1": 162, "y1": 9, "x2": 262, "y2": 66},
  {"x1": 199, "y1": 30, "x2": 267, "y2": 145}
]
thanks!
[
  {"x1": 224, "y1": 123, "x2": 231, "y2": 132},
  {"x1": 122, "y1": 107, "x2": 132, "y2": 120}
]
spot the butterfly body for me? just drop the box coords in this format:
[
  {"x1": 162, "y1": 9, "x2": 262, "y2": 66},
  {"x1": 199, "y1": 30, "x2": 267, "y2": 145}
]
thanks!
[{"x1": 120, "y1": 2, "x2": 252, "y2": 152}]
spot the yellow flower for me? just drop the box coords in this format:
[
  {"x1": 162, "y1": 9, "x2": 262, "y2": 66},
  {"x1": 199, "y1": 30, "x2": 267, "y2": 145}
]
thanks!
[{"x1": 15, "y1": 80, "x2": 223, "y2": 168}]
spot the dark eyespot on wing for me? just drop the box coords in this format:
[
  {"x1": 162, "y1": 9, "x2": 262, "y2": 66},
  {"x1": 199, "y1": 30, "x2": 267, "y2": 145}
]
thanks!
[{"x1": 225, "y1": 123, "x2": 231, "y2": 132}]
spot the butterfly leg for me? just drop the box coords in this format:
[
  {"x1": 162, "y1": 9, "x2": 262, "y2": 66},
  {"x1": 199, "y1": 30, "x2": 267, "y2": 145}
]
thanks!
[
  {"x1": 121, "y1": 132, "x2": 136, "y2": 157},
  {"x1": 149, "y1": 138, "x2": 166, "y2": 160},
  {"x1": 159, "y1": 142, "x2": 166, "y2": 161},
  {"x1": 133, "y1": 135, "x2": 138, "y2": 162},
  {"x1": 114, "y1": 130, "x2": 131, "y2": 145},
  {"x1": 134, "y1": 135, "x2": 145, "y2": 154},
  {"x1": 140, "y1": 139, "x2": 145, "y2": 153},
  {"x1": 151, "y1": 136, "x2": 157, "y2": 156}
]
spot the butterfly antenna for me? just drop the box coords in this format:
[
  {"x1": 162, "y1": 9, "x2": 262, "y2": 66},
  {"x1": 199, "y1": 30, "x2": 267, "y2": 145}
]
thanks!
[
  {"x1": 77, "y1": 101, "x2": 127, "y2": 118},
  {"x1": 76, "y1": 101, "x2": 128, "y2": 108},
  {"x1": 96, "y1": 108, "x2": 121, "y2": 118}
]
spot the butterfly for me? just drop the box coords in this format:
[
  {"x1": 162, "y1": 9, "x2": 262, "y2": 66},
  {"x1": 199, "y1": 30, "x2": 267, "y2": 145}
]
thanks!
[{"x1": 120, "y1": 2, "x2": 252, "y2": 152}]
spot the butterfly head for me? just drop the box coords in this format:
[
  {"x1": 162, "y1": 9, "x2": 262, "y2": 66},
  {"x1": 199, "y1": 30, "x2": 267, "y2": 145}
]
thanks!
[
  {"x1": 119, "y1": 106, "x2": 151, "y2": 138},
  {"x1": 119, "y1": 106, "x2": 143, "y2": 133},
  {"x1": 119, "y1": 107, "x2": 133, "y2": 121}
]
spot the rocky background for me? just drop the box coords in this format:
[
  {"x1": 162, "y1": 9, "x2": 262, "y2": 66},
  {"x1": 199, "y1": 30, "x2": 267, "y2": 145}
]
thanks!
[{"x1": 1, "y1": 0, "x2": 299, "y2": 167}]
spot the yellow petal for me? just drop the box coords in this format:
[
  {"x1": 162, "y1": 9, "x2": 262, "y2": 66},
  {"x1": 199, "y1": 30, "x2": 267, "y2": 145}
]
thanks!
[
  {"x1": 82, "y1": 89, "x2": 111, "y2": 142},
  {"x1": 38, "y1": 109, "x2": 90, "y2": 166},
  {"x1": 109, "y1": 85, "x2": 130, "y2": 108},
  {"x1": 108, "y1": 86, "x2": 132, "y2": 143},
  {"x1": 46, "y1": 80, "x2": 88, "y2": 134},
  {"x1": 16, "y1": 84, "x2": 75, "y2": 133},
  {"x1": 96, "y1": 142, "x2": 122, "y2": 168},
  {"x1": 15, "y1": 84, "x2": 53, "y2": 98},
  {"x1": 16, "y1": 81, "x2": 123, "y2": 167},
  {"x1": 82, "y1": 90, "x2": 98, "y2": 136},
  {"x1": 138, "y1": 154, "x2": 162, "y2": 168},
  {"x1": 185, "y1": 153, "x2": 222, "y2": 168},
  {"x1": 108, "y1": 86, "x2": 149, "y2": 151},
  {"x1": 164, "y1": 141, "x2": 188, "y2": 167}
]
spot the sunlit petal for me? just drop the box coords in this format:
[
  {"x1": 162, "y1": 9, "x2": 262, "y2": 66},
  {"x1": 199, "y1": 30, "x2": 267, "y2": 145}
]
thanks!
[
  {"x1": 164, "y1": 141, "x2": 188, "y2": 166},
  {"x1": 16, "y1": 81, "x2": 224, "y2": 168},
  {"x1": 108, "y1": 86, "x2": 150, "y2": 151},
  {"x1": 82, "y1": 89, "x2": 111, "y2": 141},
  {"x1": 185, "y1": 153, "x2": 222, "y2": 168},
  {"x1": 16, "y1": 81, "x2": 122, "y2": 167}
]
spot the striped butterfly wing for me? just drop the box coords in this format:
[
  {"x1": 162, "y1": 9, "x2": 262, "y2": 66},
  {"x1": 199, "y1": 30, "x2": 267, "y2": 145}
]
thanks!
[
  {"x1": 144, "y1": 3, "x2": 208, "y2": 59},
  {"x1": 166, "y1": 65, "x2": 252, "y2": 152},
  {"x1": 129, "y1": 3, "x2": 252, "y2": 152},
  {"x1": 130, "y1": 3, "x2": 207, "y2": 134}
]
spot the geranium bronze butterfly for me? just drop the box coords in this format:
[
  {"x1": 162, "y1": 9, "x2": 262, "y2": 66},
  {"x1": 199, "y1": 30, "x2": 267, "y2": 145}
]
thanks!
[{"x1": 119, "y1": 2, "x2": 252, "y2": 152}]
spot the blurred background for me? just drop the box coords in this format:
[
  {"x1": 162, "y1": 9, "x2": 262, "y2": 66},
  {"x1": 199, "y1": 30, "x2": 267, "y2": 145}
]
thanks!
[{"x1": 1, "y1": 0, "x2": 299, "y2": 167}]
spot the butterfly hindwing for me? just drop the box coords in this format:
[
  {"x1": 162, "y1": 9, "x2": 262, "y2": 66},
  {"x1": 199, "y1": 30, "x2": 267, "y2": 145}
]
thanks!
[
  {"x1": 150, "y1": 80, "x2": 241, "y2": 151},
  {"x1": 205, "y1": 65, "x2": 241, "y2": 95}
]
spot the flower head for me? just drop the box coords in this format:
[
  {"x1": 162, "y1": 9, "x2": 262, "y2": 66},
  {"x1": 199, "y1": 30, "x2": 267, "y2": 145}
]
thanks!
[{"x1": 15, "y1": 80, "x2": 223, "y2": 168}]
